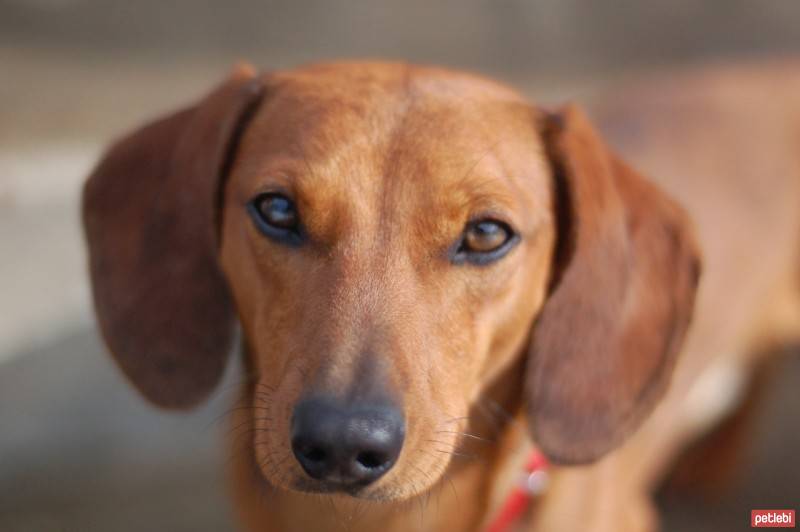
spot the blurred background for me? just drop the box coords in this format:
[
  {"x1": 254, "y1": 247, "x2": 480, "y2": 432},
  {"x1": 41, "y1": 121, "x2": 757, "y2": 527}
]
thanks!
[{"x1": 1, "y1": 1, "x2": 798, "y2": 531}]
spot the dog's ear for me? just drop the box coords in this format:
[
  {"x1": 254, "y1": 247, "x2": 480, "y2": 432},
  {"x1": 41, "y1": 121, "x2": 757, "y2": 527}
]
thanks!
[
  {"x1": 526, "y1": 105, "x2": 701, "y2": 464},
  {"x1": 83, "y1": 65, "x2": 264, "y2": 409}
]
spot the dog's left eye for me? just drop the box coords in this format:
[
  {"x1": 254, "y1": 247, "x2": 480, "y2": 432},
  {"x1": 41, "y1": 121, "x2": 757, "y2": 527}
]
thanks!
[
  {"x1": 247, "y1": 193, "x2": 303, "y2": 245},
  {"x1": 452, "y1": 219, "x2": 518, "y2": 265}
]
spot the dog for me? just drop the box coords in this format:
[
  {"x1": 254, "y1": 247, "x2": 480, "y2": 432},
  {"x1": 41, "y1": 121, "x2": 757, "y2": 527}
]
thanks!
[{"x1": 82, "y1": 60, "x2": 800, "y2": 531}]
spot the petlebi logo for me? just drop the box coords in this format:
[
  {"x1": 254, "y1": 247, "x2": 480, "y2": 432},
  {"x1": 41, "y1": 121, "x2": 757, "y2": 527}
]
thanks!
[{"x1": 751, "y1": 510, "x2": 796, "y2": 528}]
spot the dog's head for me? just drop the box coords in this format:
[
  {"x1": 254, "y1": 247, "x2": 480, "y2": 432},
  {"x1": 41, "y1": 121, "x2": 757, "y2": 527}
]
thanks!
[{"x1": 83, "y1": 62, "x2": 700, "y2": 500}]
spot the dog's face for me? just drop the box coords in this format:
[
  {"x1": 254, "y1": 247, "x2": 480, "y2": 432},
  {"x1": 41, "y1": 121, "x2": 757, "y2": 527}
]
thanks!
[
  {"x1": 219, "y1": 64, "x2": 555, "y2": 498},
  {"x1": 83, "y1": 62, "x2": 700, "y2": 502}
]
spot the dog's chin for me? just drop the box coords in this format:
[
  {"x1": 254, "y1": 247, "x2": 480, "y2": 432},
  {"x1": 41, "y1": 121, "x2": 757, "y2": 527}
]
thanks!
[
  {"x1": 288, "y1": 478, "x2": 387, "y2": 500},
  {"x1": 262, "y1": 473, "x2": 432, "y2": 502}
]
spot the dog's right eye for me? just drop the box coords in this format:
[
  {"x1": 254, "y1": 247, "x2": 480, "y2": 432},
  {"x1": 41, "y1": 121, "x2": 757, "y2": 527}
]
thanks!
[{"x1": 247, "y1": 193, "x2": 303, "y2": 245}]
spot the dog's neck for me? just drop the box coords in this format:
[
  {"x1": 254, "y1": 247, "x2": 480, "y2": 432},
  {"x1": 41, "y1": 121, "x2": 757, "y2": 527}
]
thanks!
[{"x1": 229, "y1": 356, "x2": 533, "y2": 532}]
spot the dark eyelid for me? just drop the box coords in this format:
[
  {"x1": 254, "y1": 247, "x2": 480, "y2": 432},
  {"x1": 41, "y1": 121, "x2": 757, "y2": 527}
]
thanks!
[
  {"x1": 242, "y1": 183, "x2": 295, "y2": 207},
  {"x1": 247, "y1": 192, "x2": 305, "y2": 247},
  {"x1": 465, "y1": 210, "x2": 515, "y2": 228},
  {"x1": 449, "y1": 218, "x2": 520, "y2": 266}
]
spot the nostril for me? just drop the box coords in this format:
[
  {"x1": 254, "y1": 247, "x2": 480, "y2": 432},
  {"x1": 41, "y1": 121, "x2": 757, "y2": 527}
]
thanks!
[
  {"x1": 356, "y1": 450, "x2": 387, "y2": 470},
  {"x1": 292, "y1": 438, "x2": 333, "y2": 480},
  {"x1": 302, "y1": 445, "x2": 327, "y2": 464},
  {"x1": 291, "y1": 397, "x2": 405, "y2": 486}
]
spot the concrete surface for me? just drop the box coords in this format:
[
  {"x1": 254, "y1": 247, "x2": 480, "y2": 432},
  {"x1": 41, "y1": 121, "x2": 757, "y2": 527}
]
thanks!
[{"x1": 0, "y1": 329, "x2": 237, "y2": 531}]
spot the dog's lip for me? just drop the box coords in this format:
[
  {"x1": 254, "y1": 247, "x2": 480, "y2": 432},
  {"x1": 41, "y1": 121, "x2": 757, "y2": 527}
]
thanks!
[{"x1": 288, "y1": 476, "x2": 378, "y2": 498}]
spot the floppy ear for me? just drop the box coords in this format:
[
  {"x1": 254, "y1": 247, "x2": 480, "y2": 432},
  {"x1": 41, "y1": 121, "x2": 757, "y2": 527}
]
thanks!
[
  {"x1": 83, "y1": 65, "x2": 265, "y2": 409},
  {"x1": 526, "y1": 105, "x2": 701, "y2": 464}
]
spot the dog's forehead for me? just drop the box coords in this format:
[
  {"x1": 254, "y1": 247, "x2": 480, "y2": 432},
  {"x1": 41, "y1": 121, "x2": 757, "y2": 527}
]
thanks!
[
  {"x1": 232, "y1": 63, "x2": 550, "y2": 234},
  {"x1": 269, "y1": 61, "x2": 530, "y2": 105},
  {"x1": 245, "y1": 62, "x2": 541, "y2": 167}
]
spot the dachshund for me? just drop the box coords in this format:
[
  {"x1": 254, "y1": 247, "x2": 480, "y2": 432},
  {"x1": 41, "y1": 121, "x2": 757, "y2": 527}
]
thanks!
[{"x1": 82, "y1": 60, "x2": 800, "y2": 531}]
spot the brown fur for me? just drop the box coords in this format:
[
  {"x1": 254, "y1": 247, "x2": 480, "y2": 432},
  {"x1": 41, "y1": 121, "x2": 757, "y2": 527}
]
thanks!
[{"x1": 83, "y1": 60, "x2": 800, "y2": 531}]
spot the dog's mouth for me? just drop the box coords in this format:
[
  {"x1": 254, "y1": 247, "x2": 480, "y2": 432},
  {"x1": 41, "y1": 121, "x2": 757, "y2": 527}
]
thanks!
[
  {"x1": 249, "y1": 383, "x2": 464, "y2": 502},
  {"x1": 252, "y1": 438, "x2": 455, "y2": 502},
  {"x1": 254, "y1": 439, "x2": 462, "y2": 503},
  {"x1": 258, "y1": 443, "x2": 406, "y2": 501},
  {"x1": 287, "y1": 476, "x2": 386, "y2": 499}
]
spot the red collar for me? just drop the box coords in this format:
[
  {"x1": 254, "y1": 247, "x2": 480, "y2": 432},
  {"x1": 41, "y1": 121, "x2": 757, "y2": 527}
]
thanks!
[{"x1": 485, "y1": 450, "x2": 549, "y2": 532}]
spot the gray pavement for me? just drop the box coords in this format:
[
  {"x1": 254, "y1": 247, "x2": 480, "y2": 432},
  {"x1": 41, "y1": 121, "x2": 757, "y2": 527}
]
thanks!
[{"x1": 0, "y1": 329, "x2": 237, "y2": 531}]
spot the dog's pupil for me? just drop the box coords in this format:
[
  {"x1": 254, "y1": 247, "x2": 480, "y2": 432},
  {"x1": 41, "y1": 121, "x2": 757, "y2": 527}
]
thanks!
[
  {"x1": 466, "y1": 221, "x2": 507, "y2": 252},
  {"x1": 261, "y1": 195, "x2": 297, "y2": 228}
]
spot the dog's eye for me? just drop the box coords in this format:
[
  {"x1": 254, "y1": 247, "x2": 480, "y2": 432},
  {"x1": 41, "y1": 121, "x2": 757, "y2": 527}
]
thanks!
[
  {"x1": 255, "y1": 194, "x2": 297, "y2": 228},
  {"x1": 452, "y1": 219, "x2": 518, "y2": 265},
  {"x1": 464, "y1": 221, "x2": 510, "y2": 252},
  {"x1": 247, "y1": 193, "x2": 303, "y2": 245}
]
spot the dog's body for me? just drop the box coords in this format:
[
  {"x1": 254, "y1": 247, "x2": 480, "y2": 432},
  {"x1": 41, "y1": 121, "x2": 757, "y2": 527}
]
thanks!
[
  {"x1": 571, "y1": 60, "x2": 800, "y2": 531},
  {"x1": 83, "y1": 60, "x2": 800, "y2": 532}
]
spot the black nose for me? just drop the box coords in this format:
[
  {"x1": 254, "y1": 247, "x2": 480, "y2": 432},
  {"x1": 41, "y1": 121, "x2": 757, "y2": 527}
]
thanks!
[{"x1": 291, "y1": 396, "x2": 405, "y2": 487}]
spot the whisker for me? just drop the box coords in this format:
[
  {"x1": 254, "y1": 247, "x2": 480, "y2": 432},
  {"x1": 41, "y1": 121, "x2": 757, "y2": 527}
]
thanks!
[
  {"x1": 431, "y1": 449, "x2": 481, "y2": 461},
  {"x1": 212, "y1": 371, "x2": 261, "y2": 395},
  {"x1": 443, "y1": 470, "x2": 460, "y2": 506},
  {"x1": 441, "y1": 415, "x2": 471, "y2": 425},
  {"x1": 226, "y1": 417, "x2": 274, "y2": 438},
  {"x1": 475, "y1": 402, "x2": 505, "y2": 436},
  {"x1": 257, "y1": 449, "x2": 284, "y2": 469},
  {"x1": 422, "y1": 439, "x2": 456, "y2": 447},
  {"x1": 434, "y1": 430, "x2": 494, "y2": 444},
  {"x1": 208, "y1": 404, "x2": 271, "y2": 429},
  {"x1": 415, "y1": 480, "x2": 426, "y2": 527},
  {"x1": 483, "y1": 398, "x2": 520, "y2": 427},
  {"x1": 408, "y1": 461, "x2": 438, "y2": 523}
]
